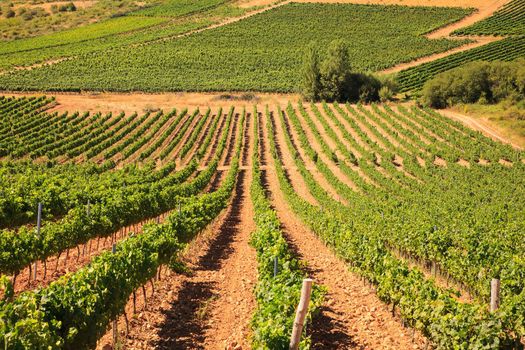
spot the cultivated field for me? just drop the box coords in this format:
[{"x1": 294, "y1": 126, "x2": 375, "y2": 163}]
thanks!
[
  {"x1": 1, "y1": 96, "x2": 524, "y2": 348},
  {"x1": 1, "y1": 0, "x2": 525, "y2": 349}
]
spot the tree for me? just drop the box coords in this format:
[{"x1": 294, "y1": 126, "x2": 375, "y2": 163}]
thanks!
[
  {"x1": 300, "y1": 43, "x2": 321, "y2": 101},
  {"x1": 319, "y1": 39, "x2": 351, "y2": 101}
]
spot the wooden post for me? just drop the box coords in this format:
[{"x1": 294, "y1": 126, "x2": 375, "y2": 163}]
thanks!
[
  {"x1": 112, "y1": 243, "x2": 118, "y2": 348},
  {"x1": 273, "y1": 257, "x2": 278, "y2": 277},
  {"x1": 33, "y1": 203, "x2": 42, "y2": 281},
  {"x1": 289, "y1": 278, "x2": 313, "y2": 350},
  {"x1": 490, "y1": 278, "x2": 500, "y2": 312}
]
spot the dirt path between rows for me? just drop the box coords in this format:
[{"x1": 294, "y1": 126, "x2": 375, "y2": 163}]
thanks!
[
  {"x1": 96, "y1": 110, "x2": 257, "y2": 350},
  {"x1": 260, "y1": 110, "x2": 426, "y2": 349},
  {"x1": 158, "y1": 167, "x2": 256, "y2": 350}
]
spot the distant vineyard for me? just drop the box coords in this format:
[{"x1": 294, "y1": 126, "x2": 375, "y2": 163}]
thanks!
[
  {"x1": 131, "y1": 0, "x2": 227, "y2": 17},
  {"x1": 396, "y1": 36, "x2": 525, "y2": 92},
  {"x1": 453, "y1": 0, "x2": 525, "y2": 36},
  {"x1": 1, "y1": 96, "x2": 524, "y2": 348},
  {"x1": 0, "y1": 1, "x2": 237, "y2": 71},
  {"x1": 0, "y1": 3, "x2": 471, "y2": 92}
]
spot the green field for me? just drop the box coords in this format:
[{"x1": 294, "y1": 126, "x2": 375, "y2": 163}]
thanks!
[
  {"x1": 132, "y1": 0, "x2": 227, "y2": 17},
  {"x1": 453, "y1": 0, "x2": 525, "y2": 36},
  {"x1": 0, "y1": 3, "x2": 471, "y2": 92}
]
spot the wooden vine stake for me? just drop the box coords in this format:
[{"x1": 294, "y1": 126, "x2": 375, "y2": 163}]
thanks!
[
  {"x1": 112, "y1": 243, "x2": 118, "y2": 348},
  {"x1": 33, "y1": 203, "x2": 42, "y2": 281},
  {"x1": 490, "y1": 278, "x2": 500, "y2": 312},
  {"x1": 289, "y1": 278, "x2": 313, "y2": 350}
]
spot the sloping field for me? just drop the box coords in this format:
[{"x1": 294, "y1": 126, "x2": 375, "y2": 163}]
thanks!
[
  {"x1": 453, "y1": 0, "x2": 525, "y2": 36},
  {"x1": 0, "y1": 3, "x2": 472, "y2": 92},
  {"x1": 1, "y1": 95, "x2": 524, "y2": 348}
]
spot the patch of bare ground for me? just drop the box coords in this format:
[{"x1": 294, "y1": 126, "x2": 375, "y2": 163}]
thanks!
[
  {"x1": 457, "y1": 159, "x2": 471, "y2": 167},
  {"x1": 260, "y1": 109, "x2": 427, "y2": 350},
  {"x1": 434, "y1": 157, "x2": 448, "y2": 167},
  {"x1": 5, "y1": 92, "x2": 299, "y2": 116},
  {"x1": 441, "y1": 109, "x2": 524, "y2": 150}
]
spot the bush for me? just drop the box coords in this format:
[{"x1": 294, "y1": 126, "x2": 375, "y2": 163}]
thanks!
[
  {"x1": 59, "y1": 2, "x2": 77, "y2": 12},
  {"x1": 421, "y1": 59, "x2": 525, "y2": 108}
]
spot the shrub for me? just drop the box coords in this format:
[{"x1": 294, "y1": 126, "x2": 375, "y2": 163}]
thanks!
[{"x1": 421, "y1": 59, "x2": 525, "y2": 108}]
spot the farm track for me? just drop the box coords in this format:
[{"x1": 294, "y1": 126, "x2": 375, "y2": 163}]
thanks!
[
  {"x1": 442, "y1": 109, "x2": 524, "y2": 150},
  {"x1": 97, "y1": 107, "x2": 257, "y2": 350},
  {"x1": 260, "y1": 107, "x2": 427, "y2": 349}
]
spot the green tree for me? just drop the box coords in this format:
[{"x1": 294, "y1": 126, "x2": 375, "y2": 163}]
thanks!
[
  {"x1": 300, "y1": 42, "x2": 321, "y2": 101},
  {"x1": 319, "y1": 39, "x2": 351, "y2": 101}
]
